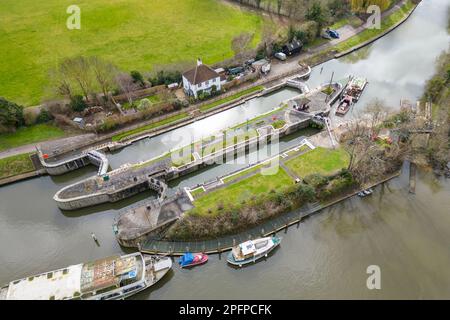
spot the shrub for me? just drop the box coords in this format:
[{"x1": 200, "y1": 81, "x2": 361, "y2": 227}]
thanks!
[
  {"x1": 0, "y1": 97, "x2": 24, "y2": 129},
  {"x1": 304, "y1": 173, "x2": 329, "y2": 188},
  {"x1": 36, "y1": 109, "x2": 54, "y2": 124},
  {"x1": 131, "y1": 70, "x2": 145, "y2": 87},
  {"x1": 70, "y1": 95, "x2": 88, "y2": 112},
  {"x1": 137, "y1": 98, "x2": 152, "y2": 111}
]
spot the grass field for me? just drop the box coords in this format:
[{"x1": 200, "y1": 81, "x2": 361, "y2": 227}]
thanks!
[
  {"x1": 0, "y1": 124, "x2": 66, "y2": 152},
  {"x1": 0, "y1": 153, "x2": 35, "y2": 179},
  {"x1": 284, "y1": 147, "x2": 350, "y2": 177},
  {"x1": 0, "y1": 0, "x2": 264, "y2": 106},
  {"x1": 191, "y1": 166, "x2": 292, "y2": 216}
]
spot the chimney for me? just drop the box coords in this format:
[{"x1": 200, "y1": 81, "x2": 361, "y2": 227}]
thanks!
[{"x1": 197, "y1": 58, "x2": 202, "y2": 66}]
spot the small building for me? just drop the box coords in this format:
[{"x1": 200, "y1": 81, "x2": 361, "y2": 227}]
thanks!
[
  {"x1": 283, "y1": 39, "x2": 303, "y2": 56},
  {"x1": 73, "y1": 117, "x2": 85, "y2": 128},
  {"x1": 182, "y1": 59, "x2": 221, "y2": 99}
]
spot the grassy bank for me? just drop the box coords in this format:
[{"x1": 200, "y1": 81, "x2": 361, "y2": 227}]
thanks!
[
  {"x1": 190, "y1": 166, "x2": 292, "y2": 216},
  {"x1": 284, "y1": 147, "x2": 350, "y2": 177},
  {"x1": 112, "y1": 112, "x2": 189, "y2": 142},
  {"x1": 199, "y1": 85, "x2": 264, "y2": 112},
  {"x1": 0, "y1": 153, "x2": 35, "y2": 179},
  {"x1": 0, "y1": 0, "x2": 264, "y2": 106},
  {"x1": 190, "y1": 147, "x2": 349, "y2": 217},
  {"x1": 167, "y1": 145, "x2": 354, "y2": 240},
  {"x1": 0, "y1": 124, "x2": 65, "y2": 152}
]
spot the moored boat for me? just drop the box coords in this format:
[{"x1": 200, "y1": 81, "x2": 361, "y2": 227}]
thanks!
[
  {"x1": 179, "y1": 252, "x2": 208, "y2": 268},
  {"x1": 0, "y1": 252, "x2": 172, "y2": 300},
  {"x1": 227, "y1": 236, "x2": 282, "y2": 267},
  {"x1": 345, "y1": 77, "x2": 368, "y2": 102},
  {"x1": 335, "y1": 95, "x2": 354, "y2": 116}
]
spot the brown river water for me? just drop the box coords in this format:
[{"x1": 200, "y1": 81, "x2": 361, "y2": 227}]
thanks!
[{"x1": 0, "y1": 0, "x2": 449, "y2": 299}]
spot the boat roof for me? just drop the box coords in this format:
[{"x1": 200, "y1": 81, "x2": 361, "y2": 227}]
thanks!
[
  {"x1": 6, "y1": 265, "x2": 83, "y2": 300},
  {"x1": 240, "y1": 240, "x2": 256, "y2": 256},
  {"x1": 5, "y1": 253, "x2": 143, "y2": 300},
  {"x1": 80, "y1": 255, "x2": 139, "y2": 293}
]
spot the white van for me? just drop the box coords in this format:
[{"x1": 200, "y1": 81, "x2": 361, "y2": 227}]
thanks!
[{"x1": 274, "y1": 52, "x2": 287, "y2": 61}]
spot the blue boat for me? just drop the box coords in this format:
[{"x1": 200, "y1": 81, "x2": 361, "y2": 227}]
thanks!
[{"x1": 227, "y1": 236, "x2": 282, "y2": 267}]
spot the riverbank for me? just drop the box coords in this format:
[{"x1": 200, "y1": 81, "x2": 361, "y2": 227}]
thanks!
[
  {"x1": 303, "y1": 0, "x2": 420, "y2": 66},
  {"x1": 141, "y1": 170, "x2": 402, "y2": 255}
]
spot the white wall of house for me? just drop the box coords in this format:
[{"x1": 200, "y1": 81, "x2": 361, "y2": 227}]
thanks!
[{"x1": 182, "y1": 75, "x2": 221, "y2": 98}]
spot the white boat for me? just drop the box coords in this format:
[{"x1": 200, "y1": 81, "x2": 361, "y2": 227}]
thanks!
[
  {"x1": 0, "y1": 252, "x2": 172, "y2": 300},
  {"x1": 227, "y1": 236, "x2": 282, "y2": 267}
]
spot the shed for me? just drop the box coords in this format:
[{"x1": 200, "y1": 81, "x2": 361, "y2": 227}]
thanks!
[{"x1": 283, "y1": 39, "x2": 303, "y2": 56}]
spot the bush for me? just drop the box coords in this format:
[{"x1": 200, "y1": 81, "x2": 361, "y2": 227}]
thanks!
[
  {"x1": 0, "y1": 97, "x2": 24, "y2": 130},
  {"x1": 304, "y1": 173, "x2": 329, "y2": 188},
  {"x1": 36, "y1": 109, "x2": 53, "y2": 124},
  {"x1": 149, "y1": 70, "x2": 182, "y2": 86},
  {"x1": 131, "y1": 70, "x2": 145, "y2": 87},
  {"x1": 98, "y1": 116, "x2": 119, "y2": 132},
  {"x1": 137, "y1": 98, "x2": 152, "y2": 111},
  {"x1": 70, "y1": 95, "x2": 88, "y2": 112}
]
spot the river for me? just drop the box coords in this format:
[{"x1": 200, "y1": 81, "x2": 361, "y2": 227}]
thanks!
[{"x1": 0, "y1": 0, "x2": 449, "y2": 299}]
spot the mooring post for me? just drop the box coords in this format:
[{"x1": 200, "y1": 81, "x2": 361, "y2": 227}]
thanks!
[{"x1": 409, "y1": 162, "x2": 416, "y2": 194}]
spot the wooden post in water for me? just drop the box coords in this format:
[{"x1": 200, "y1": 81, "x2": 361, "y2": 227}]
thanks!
[{"x1": 409, "y1": 162, "x2": 416, "y2": 194}]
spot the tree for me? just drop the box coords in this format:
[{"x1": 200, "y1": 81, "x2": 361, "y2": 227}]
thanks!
[
  {"x1": 115, "y1": 73, "x2": 139, "y2": 106},
  {"x1": 328, "y1": 0, "x2": 350, "y2": 18},
  {"x1": 231, "y1": 32, "x2": 254, "y2": 60},
  {"x1": 89, "y1": 57, "x2": 119, "y2": 105},
  {"x1": 305, "y1": 2, "x2": 326, "y2": 35},
  {"x1": 342, "y1": 100, "x2": 405, "y2": 184},
  {"x1": 0, "y1": 97, "x2": 24, "y2": 131},
  {"x1": 60, "y1": 56, "x2": 94, "y2": 102}
]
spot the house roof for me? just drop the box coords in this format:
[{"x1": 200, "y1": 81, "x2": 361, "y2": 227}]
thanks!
[{"x1": 183, "y1": 63, "x2": 220, "y2": 85}]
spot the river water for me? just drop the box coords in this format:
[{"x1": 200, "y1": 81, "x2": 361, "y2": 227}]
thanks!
[{"x1": 0, "y1": 0, "x2": 449, "y2": 299}]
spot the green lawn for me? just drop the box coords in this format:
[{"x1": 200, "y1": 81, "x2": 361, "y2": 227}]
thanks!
[
  {"x1": 190, "y1": 187, "x2": 206, "y2": 198},
  {"x1": 335, "y1": 0, "x2": 415, "y2": 53},
  {"x1": 0, "y1": 153, "x2": 35, "y2": 179},
  {"x1": 112, "y1": 112, "x2": 189, "y2": 142},
  {"x1": 200, "y1": 85, "x2": 264, "y2": 112},
  {"x1": 191, "y1": 166, "x2": 292, "y2": 216},
  {"x1": 0, "y1": 0, "x2": 264, "y2": 106},
  {"x1": 0, "y1": 124, "x2": 65, "y2": 152},
  {"x1": 284, "y1": 147, "x2": 350, "y2": 177}
]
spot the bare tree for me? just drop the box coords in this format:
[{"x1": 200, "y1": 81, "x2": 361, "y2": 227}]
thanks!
[
  {"x1": 89, "y1": 56, "x2": 119, "y2": 106},
  {"x1": 231, "y1": 32, "x2": 255, "y2": 60},
  {"x1": 49, "y1": 67, "x2": 74, "y2": 100},
  {"x1": 115, "y1": 72, "x2": 139, "y2": 106},
  {"x1": 60, "y1": 56, "x2": 94, "y2": 102},
  {"x1": 342, "y1": 100, "x2": 405, "y2": 184}
]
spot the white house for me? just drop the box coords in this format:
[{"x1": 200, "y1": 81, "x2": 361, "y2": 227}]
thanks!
[{"x1": 182, "y1": 59, "x2": 221, "y2": 99}]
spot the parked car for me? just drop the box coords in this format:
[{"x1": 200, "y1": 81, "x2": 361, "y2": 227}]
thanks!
[
  {"x1": 327, "y1": 29, "x2": 340, "y2": 39},
  {"x1": 321, "y1": 31, "x2": 332, "y2": 40},
  {"x1": 274, "y1": 52, "x2": 287, "y2": 61}
]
